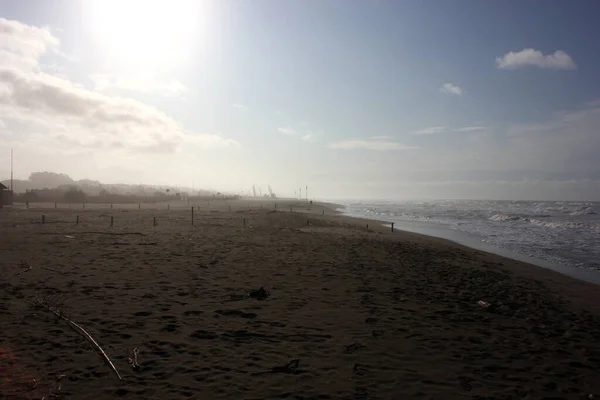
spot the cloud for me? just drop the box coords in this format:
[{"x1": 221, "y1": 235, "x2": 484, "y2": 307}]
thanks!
[
  {"x1": 278, "y1": 127, "x2": 296, "y2": 135},
  {"x1": 328, "y1": 139, "x2": 417, "y2": 151},
  {"x1": 90, "y1": 73, "x2": 186, "y2": 97},
  {"x1": 411, "y1": 126, "x2": 487, "y2": 135},
  {"x1": 496, "y1": 48, "x2": 577, "y2": 70},
  {"x1": 301, "y1": 133, "x2": 314, "y2": 142},
  {"x1": 464, "y1": 100, "x2": 600, "y2": 177},
  {"x1": 232, "y1": 103, "x2": 249, "y2": 110},
  {"x1": 456, "y1": 126, "x2": 487, "y2": 132},
  {"x1": 0, "y1": 18, "x2": 238, "y2": 154},
  {"x1": 412, "y1": 126, "x2": 447, "y2": 135},
  {"x1": 440, "y1": 83, "x2": 462, "y2": 96},
  {"x1": 0, "y1": 18, "x2": 59, "y2": 70}
]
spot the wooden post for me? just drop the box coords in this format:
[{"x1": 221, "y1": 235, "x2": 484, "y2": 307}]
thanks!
[
  {"x1": 322, "y1": 209, "x2": 324, "y2": 215},
  {"x1": 228, "y1": 204, "x2": 231, "y2": 211},
  {"x1": 76, "y1": 215, "x2": 79, "y2": 225},
  {"x1": 391, "y1": 223, "x2": 394, "y2": 232},
  {"x1": 153, "y1": 217, "x2": 157, "y2": 226},
  {"x1": 306, "y1": 218, "x2": 309, "y2": 226},
  {"x1": 41, "y1": 215, "x2": 45, "y2": 224},
  {"x1": 138, "y1": 203, "x2": 141, "y2": 210},
  {"x1": 191, "y1": 206, "x2": 194, "y2": 226},
  {"x1": 243, "y1": 217, "x2": 246, "y2": 227},
  {"x1": 111, "y1": 216, "x2": 114, "y2": 226},
  {"x1": 366, "y1": 224, "x2": 369, "y2": 231},
  {"x1": 290, "y1": 206, "x2": 292, "y2": 212}
]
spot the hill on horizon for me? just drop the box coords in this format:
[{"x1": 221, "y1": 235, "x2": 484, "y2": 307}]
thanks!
[{"x1": 1, "y1": 171, "x2": 212, "y2": 197}]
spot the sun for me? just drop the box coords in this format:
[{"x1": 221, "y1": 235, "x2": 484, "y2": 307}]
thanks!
[{"x1": 86, "y1": 0, "x2": 207, "y2": 71}]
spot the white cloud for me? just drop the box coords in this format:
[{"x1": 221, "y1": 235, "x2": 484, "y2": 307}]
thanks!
[
  {"x1": 456, "y1": 126, "x2": 487, "y2": 132},
  {"x1": 328, "y1": 139, "x2": 417, "y2": 151},
  {"x1": 232, "y1": 103, "x2": 249, "y2": 110},
  {"x1": 440, "y1": 83, "x2": 462, "y2": 96},
  {"x1": 90, "y1": 73, "x2": 186, "y2": 97},
  {"x1": 301, "y1": 133, "x2": 314, "y2": 142},
  {"x1": 412, "y1": 126, "x2": 447, "y2": 135},
  {"x1": 496, "y1": 48, "x2": 577, "y2": 70},
  {"x1": 411, "y1": 126, "x2": 487, "y2": 135},
  {"x1": 370, "y1": 135, "x2": 391, "y2": 139},
  {"x1": 278, "y1": 127, "x2": 296, "y2": 135},
  {"x1": 0, "y1": 18, "x2": 58, "y2": 57},
  {"x1": 0, "y1": 18, "x2": 59, "y2": 71},
  {"x1": 0, "y1": 18, "x2": 238, "y2": 154}
]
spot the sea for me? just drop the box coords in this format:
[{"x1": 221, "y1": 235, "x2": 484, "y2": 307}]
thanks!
[{"x1": 337, "y1": 200, "x2": 600, "y2": 282}]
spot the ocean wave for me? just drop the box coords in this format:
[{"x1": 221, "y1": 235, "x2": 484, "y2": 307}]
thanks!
[
  {"x1": 490, "y1": 213, "x2": 599, "y2": 231},
  {"x1": 489, "y1": 213, "x2": 550, "y2": 221},
  {"x1": 570, "y1": 206, "x2": 597, "y2": 216}
]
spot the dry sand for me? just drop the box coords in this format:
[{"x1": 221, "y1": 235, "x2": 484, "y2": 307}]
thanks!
[{"x1": 1, "y1": 199, "x2": 600, "y2": 399}]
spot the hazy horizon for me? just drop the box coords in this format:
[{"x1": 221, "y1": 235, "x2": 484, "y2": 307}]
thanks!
[{"x1": 1, "y1": 1, "x2": 600, "y2": 201}]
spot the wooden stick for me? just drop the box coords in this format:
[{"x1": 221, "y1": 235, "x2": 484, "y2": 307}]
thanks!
[{"x1": 35, "y1": 296, "x2": 122, "y2": 381}]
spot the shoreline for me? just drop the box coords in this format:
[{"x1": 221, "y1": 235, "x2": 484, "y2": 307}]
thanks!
[{"x1": 322, "y1": 201, "x2": 600, "y2": 286}]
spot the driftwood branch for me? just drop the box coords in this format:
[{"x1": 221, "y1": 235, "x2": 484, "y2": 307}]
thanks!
[{"x1": 35, "y1": 295, "x2": 122, "y2": 381}]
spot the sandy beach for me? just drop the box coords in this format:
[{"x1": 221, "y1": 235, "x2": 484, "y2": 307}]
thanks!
[{"x1": 1, "y1": 199, "x2": 600, "y2": 399}]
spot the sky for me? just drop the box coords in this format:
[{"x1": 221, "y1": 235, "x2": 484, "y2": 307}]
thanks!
[{"x1": 0, "y1": 0, "x2": 599, "y2": 201}]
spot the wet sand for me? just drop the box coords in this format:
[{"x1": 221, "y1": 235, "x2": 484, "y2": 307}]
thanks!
[{"x1": 1, "y1": 200, "x2": 600, "y2": 399}]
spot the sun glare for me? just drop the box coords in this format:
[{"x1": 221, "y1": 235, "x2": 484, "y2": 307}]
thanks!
[{"x1": 87, "y1": 0, "x2": 206, "y2": 70}]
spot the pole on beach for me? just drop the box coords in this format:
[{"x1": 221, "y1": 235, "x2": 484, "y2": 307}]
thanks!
[
  {"x1": 138, "y1": 203, "x2": 141, "y2": 210},
  {"x1": 41, "y1": 215, "x2": 45, "y2": 224},
  {"x1": 153, "y1": 216, "x2": 157, "y2": 226},
  {"x1": 76, "y1": 215, "x2": 79, "y2": 225},
  {"x1": 243, "y1": 217, "x2": 246, "y2": 227},
  {"x1": 391, "y1": 223, "x2": 394, "y2": 232},
  {"x1": 111, "y1": 216, "x2": 114, "y2": 226},
  {"x1": 191, "y1": 206, "x2": 194, "y2": 226}
]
